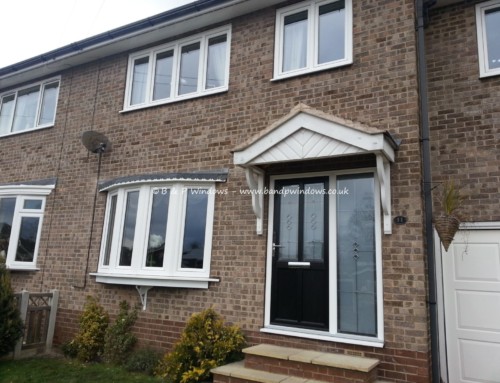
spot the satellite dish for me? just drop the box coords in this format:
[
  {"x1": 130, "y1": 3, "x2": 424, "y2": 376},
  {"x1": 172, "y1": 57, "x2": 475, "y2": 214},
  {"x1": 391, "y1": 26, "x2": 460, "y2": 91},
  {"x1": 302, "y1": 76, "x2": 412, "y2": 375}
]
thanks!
[{"x1": 81, "y1": 131, "x2": 111, "y2": 154}]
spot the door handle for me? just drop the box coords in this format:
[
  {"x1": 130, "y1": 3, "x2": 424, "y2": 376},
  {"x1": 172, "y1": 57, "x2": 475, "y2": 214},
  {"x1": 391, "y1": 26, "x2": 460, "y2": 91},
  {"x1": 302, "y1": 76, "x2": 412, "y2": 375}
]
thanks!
[{"x1": 273, "y1": 243, "x2": 284, "y2": 249}]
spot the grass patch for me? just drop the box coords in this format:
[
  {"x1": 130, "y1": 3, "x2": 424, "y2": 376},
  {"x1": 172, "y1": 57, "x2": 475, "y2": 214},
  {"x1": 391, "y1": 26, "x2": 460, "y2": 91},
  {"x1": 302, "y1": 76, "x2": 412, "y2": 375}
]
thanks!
[{"x1": 0, "y1": 356, "x2": 161, "y2": 383}]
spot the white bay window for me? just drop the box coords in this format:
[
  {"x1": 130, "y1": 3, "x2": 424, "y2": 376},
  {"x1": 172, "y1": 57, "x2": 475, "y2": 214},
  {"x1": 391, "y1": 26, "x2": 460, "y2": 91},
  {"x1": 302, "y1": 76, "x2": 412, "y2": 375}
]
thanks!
[
  {"x1": 95, "y1": 181, "x2": 219, "y2": 288},
  {"x1": 0, "y1": 181, "x2": 55, "y2": 270}
]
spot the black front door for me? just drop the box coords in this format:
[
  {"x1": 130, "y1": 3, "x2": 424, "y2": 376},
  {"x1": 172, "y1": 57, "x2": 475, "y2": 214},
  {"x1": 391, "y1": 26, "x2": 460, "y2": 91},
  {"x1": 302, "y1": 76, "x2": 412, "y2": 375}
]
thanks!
[{"x1": 271, "y1": 177, "x2": 329, "y2": 330}]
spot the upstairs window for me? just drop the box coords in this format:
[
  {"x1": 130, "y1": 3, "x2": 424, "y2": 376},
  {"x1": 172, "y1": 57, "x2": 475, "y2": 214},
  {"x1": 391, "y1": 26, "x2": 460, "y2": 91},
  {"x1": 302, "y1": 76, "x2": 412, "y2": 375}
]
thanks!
[
  {"x1": 476, "y1": 0, "x2": 500, "y2": 77},
  {"x1": 274, "y1": 0, "x2": 352, "y2": 80},
  {"x1": 0, "y1": 78, "x2": 60, "y2": 137},
  {"x1": 124, "y1": 25, "x2": 231, "y2": 110}
]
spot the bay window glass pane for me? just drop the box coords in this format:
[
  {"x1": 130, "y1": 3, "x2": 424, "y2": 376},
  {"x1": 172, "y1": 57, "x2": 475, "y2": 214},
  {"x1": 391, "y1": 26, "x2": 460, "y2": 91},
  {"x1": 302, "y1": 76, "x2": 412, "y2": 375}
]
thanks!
[
  {"x1": 319, "y1": 1, "x2": 345, "y2": 64},
  {"x1": 119, "y1": 191, "x2": 139, "y2": 266},
  {"x1": 12, "y1": 86, "x2": 40, "y2": 132},
  {"x1": 181, "y1": 190, "x2": 208, "y2": 269},
  {"x1": 303, "y1": 183, "x2": 324, "y2": 261},
  {"x1": 39, "y1": 82, "x2": 59, "y2": 125},
  {"x1": 23, "y1": 199, "x2": 42, "y2": 210},
  {"x1": 485, "y1": 8, "x2": 500, "y2": 69},
  {"x1": 131, "y1": 57, "x2": 149, "y2": 105},
  {"x1": 103, "y1": 195, "x2": 117, "y2": 266},
  {"x1": 179, "y1": 43, "x2": 200, "y2": 95},
  {"x1": 15, "y1": 216, "x2": 40, "y2": 263},
  {"x1": 337, "y1": 174, "x2": 376, "y2": 336},
  {"x1": 206, "y1": 35, "x2": 227, "y2": 89},
  {"x1": 0, "y1": 198, "x2": 16, "y2": 258},
  {"x1": 283, "y1": 11, "x2": 308, "y2": 72},
  {"x1": 278, "y1": 184, "x2": 300, "y2": 261},
  {"x1": 146, "y1": 191, "x2": 170, "y2": 267},
  {"x1": 153, "y1": 50, "x2": 173, "y2": 101},
  {"x1": 0, "y1": 95, "x2": 15, "y2": 135}
]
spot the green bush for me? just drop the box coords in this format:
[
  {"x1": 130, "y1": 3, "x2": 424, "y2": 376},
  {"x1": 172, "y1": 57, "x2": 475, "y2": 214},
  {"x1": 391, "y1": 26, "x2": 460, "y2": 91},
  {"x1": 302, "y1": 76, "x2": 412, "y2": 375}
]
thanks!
[
  {"x1": 124, "y1": 348, "x2": 162, "y2": 376},
  {"x1": 71, "y1": 296, "x2": 109, "y2": 362},
  {"x1": 103, "y1": 300, "x2": 138, "y2": 365},
  {"x1": 155, "y1": 308, "x2": 246, "y2": 383},
  {"x1": 0, "y1": 256, "x2": 24, "y2": 357}
]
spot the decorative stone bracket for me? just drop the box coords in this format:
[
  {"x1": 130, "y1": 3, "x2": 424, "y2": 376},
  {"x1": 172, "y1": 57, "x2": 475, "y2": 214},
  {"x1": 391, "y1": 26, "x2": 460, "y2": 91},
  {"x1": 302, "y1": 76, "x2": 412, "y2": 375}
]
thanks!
[{"x1": 245, "y1": 167, "x2": 265, "y2": 235}]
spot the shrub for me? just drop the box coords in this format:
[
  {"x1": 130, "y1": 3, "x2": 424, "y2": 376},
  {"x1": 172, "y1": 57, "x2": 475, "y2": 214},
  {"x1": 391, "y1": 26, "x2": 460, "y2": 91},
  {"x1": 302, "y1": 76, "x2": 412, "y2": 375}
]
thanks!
[
  {"x1": 0, "y1": 256, "x2": 24, "y2": 357},
  {"x1": 103, "y1": 300, "x2": 138, "y2": 365},
  {"x1": 155, "y1": 307, "x2": 246, "y2": 383},
  {"x1": 124, "y1": 348, "x2": 162, "y2": 375},
  {"x1": 72, "y1": 296, "x2": 109, "y2": 362}
]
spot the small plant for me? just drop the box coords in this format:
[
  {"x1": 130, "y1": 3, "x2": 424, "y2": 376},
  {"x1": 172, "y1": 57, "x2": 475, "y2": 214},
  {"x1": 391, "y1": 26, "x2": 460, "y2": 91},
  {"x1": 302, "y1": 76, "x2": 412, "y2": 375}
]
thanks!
[
  {"x1": 103, "y1": 300, "x2": 138, "y2": 365},
  {"x1": 124, "y1": 348, "x2": 162, "y2": 376},
  {"x1": 71, "y1": 296, "x2": 109, "y2": 362},
  {"x1": 441, "y1": 180, "x2": 463, "y2": 216},
  {"x1": 0, "y1": 256, "x2": 24, "y2": 357},
  {"x1": 155, "y1": 307, "x2": 246, "y2": 383}
]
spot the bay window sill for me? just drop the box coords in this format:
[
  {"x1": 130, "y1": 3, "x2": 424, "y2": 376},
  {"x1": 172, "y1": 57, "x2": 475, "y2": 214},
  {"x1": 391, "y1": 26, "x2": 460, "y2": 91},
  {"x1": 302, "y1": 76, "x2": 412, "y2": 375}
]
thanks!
[{"x1": 90, "y1": 272, "x2": 219, "y2": 289}]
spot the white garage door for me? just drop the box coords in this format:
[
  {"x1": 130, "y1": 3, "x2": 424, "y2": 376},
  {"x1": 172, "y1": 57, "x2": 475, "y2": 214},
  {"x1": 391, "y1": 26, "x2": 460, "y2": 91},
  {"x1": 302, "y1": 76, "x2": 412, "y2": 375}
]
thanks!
[{"x1": 442, "y1": 229, "x2": 500, "y2": 383}]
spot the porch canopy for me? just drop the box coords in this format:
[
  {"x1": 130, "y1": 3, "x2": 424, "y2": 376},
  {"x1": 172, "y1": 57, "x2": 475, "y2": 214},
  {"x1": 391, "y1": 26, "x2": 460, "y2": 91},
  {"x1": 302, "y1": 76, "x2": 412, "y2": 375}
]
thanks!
[{"x1": 232, "y1": 104, "x2": 399, "y2": 235}]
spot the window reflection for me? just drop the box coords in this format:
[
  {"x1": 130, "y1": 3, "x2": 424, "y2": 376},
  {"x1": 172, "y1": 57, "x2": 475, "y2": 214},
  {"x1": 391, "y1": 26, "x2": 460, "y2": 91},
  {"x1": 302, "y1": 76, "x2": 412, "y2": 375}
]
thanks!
[
  {"x1": 146, "y1": 191, "x2": 170, "y2": 267},
  {"x1": 181, "y1": 190, "x2": 208, "y2": 269},
  {"x1": 119, "y1": 191, "x2": 139, "y2": 266},
  {"x1": 15, "y1": 217, "x2": 40, "y2": 263}
]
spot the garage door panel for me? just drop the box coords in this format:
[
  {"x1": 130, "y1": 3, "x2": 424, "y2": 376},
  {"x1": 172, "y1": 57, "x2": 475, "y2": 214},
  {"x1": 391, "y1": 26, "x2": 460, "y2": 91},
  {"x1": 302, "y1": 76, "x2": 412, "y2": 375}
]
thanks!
[
  {"x1": 459, "y1": 339, "x2": 500, "y2": 383},
  {"x1": 453, "y1": 243, "x2": 500, "y2": 282},
  {"x1": 443, "y1": 229, "x2": 500, "y2": 383},
  {"x1": 456, "y1": 291, "x2": 500, "y2": 332}
]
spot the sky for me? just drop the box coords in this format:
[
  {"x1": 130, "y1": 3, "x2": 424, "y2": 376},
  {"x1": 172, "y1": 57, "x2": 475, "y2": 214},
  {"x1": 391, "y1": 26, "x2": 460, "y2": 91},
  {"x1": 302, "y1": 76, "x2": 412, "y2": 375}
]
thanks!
[{"x1": 0, "y1": 0, "x2": 197, "y2": 68}]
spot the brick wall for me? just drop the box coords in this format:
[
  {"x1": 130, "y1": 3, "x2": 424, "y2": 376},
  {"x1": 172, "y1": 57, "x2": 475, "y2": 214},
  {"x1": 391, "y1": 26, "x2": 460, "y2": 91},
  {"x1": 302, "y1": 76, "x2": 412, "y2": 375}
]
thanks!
[{"x1": 2, "y1": 1, "x2": 430, "y2": 381}]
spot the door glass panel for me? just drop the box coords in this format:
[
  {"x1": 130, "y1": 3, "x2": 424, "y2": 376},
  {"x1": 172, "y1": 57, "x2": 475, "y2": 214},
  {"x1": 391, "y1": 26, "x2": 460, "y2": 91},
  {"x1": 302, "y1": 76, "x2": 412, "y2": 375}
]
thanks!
[
  {"x1": 179, "y1": 42, "x2": 200, "y2": 95},
  {"x1": 103, "y1": 195, "x2": 117, "y2": 266},
  {"x1": 153, "y1": 50, "x2": 173, "y2": 101},
  {"x1": 485, "y1": 8, "x2": 500, "y2": 69},
  {"x1": 15, "y1": 216, "x2": 40, "y2": 262},
  {"x1": 303, "y1": 182, "x2": 324, "y2": 261},
  {"x1": 39, "y1": 81, "x2": 59, "y2": 125},
  {"x1": 283, "y1": 11, "x2": 308, "y2": 72},
  {"x1": 337, "y1": 174, "x2": 376, "y2": 336},
  {"x1": 12, "y1": 86, "x2": 40, "y2": 132},
  {"x1": 0, "y1": 95, "x2": 15, "y2": 135},
  {"x1": 131, "y1": 57, "x2": 149, "y2": 105},
  {"x1": 119, "y1": 191, "x2": 139, "y2": 266},
  {"x1": 318, "y1": 1, "x2": 345, "y2": 64},
  {"x1": 181, "y1": 190, "x2": 208, "y2": 269},
  {"x1": 146, "y1": 191, "x2": 170, "y2": 267},
  {"x1": 278, "y1": 184, "x2": 300, "y2": 261},
  {"x1": 0, "y1": 198, "x2": 16, "y2": 256}
]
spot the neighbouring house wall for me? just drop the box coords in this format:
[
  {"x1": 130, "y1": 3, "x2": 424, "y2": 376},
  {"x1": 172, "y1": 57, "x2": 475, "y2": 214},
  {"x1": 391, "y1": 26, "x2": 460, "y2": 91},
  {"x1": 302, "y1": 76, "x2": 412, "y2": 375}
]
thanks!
[
  {"x1": 3, "y1": 1, "x2": 431, "y2": 381},
  {"x1": 426, "y1": 3, "x2": 500, "y2": 221}
]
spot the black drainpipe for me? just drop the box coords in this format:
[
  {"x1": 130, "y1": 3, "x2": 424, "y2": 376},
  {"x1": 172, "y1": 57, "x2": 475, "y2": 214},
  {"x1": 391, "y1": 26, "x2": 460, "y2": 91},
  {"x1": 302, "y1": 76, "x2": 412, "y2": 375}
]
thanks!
[{"x1": 416, "y1": 1, "x2": 440, "y2": 382}]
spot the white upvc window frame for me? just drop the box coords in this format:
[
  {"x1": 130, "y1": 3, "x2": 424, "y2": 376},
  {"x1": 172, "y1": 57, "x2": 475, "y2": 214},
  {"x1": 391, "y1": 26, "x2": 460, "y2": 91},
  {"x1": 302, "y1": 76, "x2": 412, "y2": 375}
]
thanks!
[
  {"x1": 0, "y1": 185, "x2": 54, "y2": 271},
  {"x1": 0, "y1": 77, "x2": 60, "y2": 137},
  {"x1": 476, "y1": 0, "x2": 500, "y2": 78},
  {"x1": 123, "y1": 25, "x2": 231, "y2": 111},
  {"x1": 263, "y1": 168, "x2": 384, "y2": 348},
  {"x1": 273, "y1": 0, "x2": 353, "y2": 80},
  {"x1": 95, "y1": 182, "x2": 217, "y2": 288}
]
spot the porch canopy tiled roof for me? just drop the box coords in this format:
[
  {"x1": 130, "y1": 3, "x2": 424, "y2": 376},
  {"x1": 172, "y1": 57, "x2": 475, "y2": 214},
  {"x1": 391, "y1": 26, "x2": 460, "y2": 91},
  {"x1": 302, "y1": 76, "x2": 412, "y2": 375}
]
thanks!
[{"x1": 233, "y1": 104, "x2": 399, "y2": 234}]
